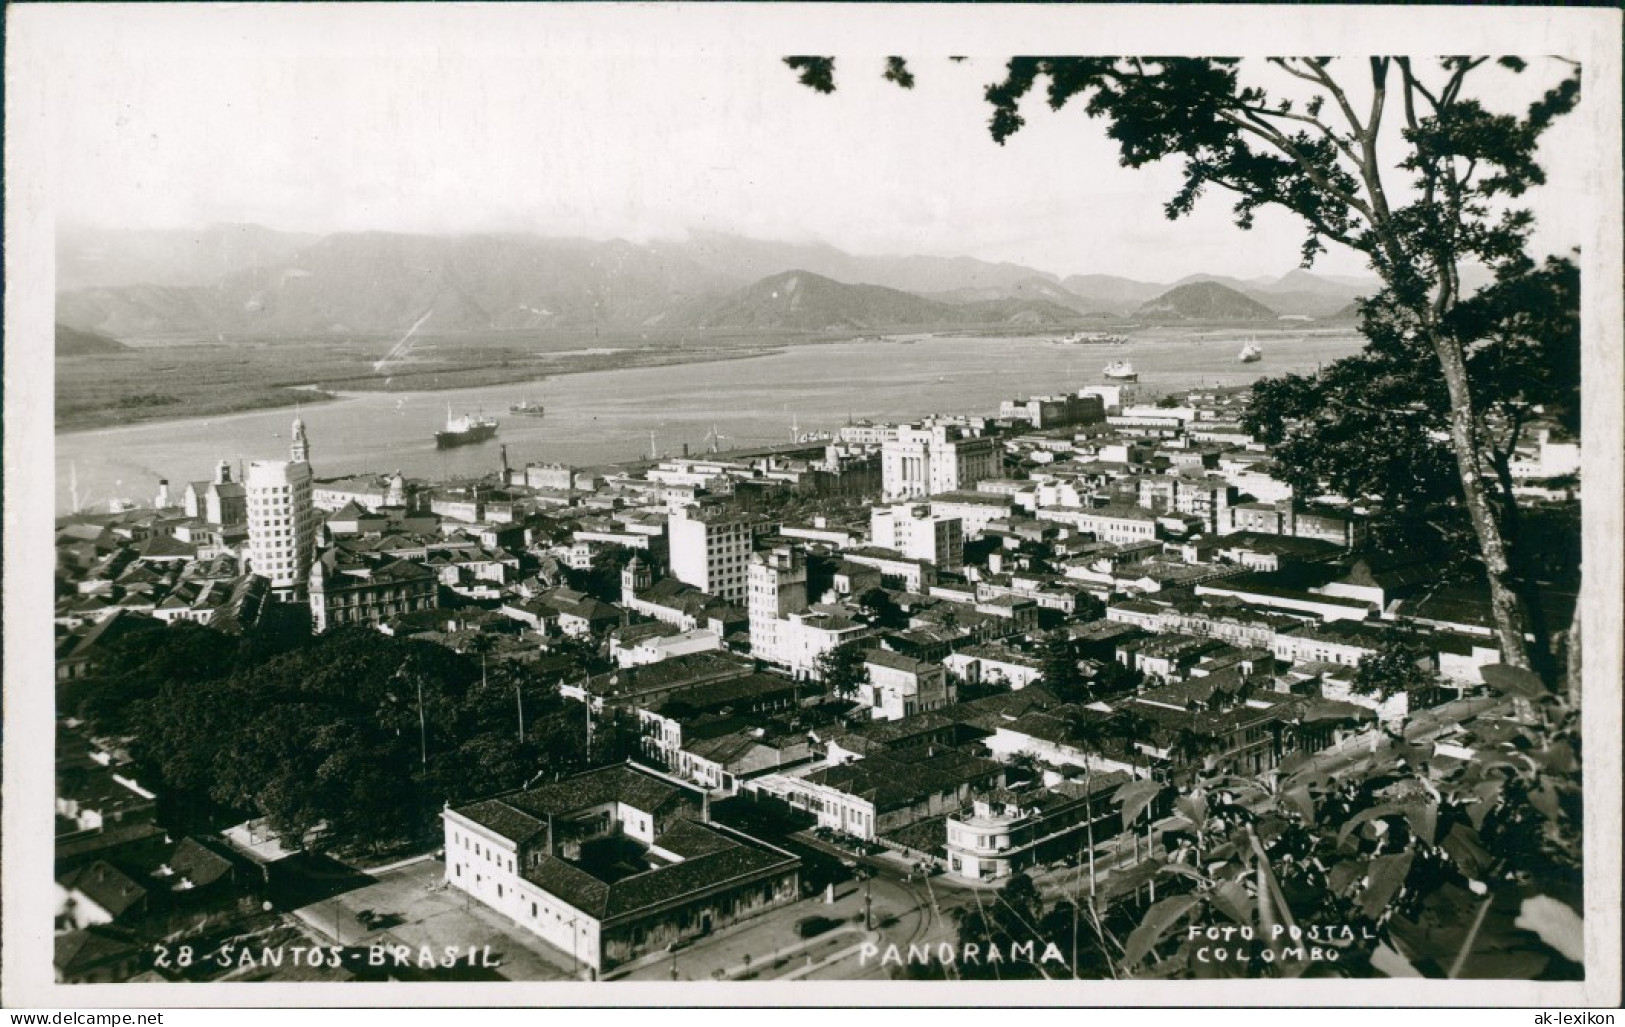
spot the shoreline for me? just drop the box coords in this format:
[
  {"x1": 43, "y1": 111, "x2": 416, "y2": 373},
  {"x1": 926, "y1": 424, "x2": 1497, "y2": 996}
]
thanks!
[{"x1": 55, "y1": 343, "x2": 790, "y2": 438}]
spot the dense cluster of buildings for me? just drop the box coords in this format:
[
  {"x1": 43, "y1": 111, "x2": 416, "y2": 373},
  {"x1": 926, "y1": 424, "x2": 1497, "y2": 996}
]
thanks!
[{"x1": 53, "y1": 380, "x2": 1579, "y2": 978}]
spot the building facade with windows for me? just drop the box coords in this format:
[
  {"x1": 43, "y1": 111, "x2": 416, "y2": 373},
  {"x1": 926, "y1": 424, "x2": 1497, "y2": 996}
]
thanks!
[
  {"x1": 245, "y1": 419, "x2": 316, "y2": 599},
  {"x1": 881, "y1": 422, "x2": 999, "y2": 501},
  {"x1": 442, "y1": 764, "x2": 800, "y2": 976},
  {"x1": 668, "y1": 505, "x2": 757, "y2": 604}
]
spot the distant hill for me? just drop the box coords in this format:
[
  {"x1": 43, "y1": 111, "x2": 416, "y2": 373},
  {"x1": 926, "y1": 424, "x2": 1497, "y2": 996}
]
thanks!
[
  {"x1": 56, "y1": 223, "x2": 320, "y2": 291},
  {"x1": 680, "y1": 270, "x2": 1081, "y2": 331},
  {"x1": 930, "y1": 276, "x2": 1105, "y2": 315},
  {"x1": 677, "y1": 230, "x2": 1060, "y2": 296},
  {"x1": 1059, "y1": 274, "x2": 1168, "y2": 314},
  {"x1": 55, "y1": 223, "x2": 1384, "y2": 338},
  {"x1": 55, "y1": 323, "x2": 129, "y2": 355},
  {"x1": 57, "y1": 232, "x2": 741, "y2": 337},
  {"x1": 1136, "y1": 281, "x2": 1278, "y2": 320}
]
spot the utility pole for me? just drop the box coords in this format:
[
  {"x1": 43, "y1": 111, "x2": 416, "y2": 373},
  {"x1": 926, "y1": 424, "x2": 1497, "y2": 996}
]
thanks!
[
  {"x1": 416, "y1": 675, "x2": 428, "y2": 770},
  {"x1": 515, "y1": 672, "x2": 526, "y2": 745}
]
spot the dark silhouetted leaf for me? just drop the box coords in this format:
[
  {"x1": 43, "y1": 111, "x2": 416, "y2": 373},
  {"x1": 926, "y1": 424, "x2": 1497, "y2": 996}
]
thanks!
[
  {"x1": 1116, "y1": 778, "x2": 1167, "y2": 825},
  {"x1": 1123, "y1": 893, "x2": 1203, "y2": 967},
  {"x1": 1403, "y1": 801, "x2": 1438, "y2": 844},
  {"x1": 1440, "y1": 822, "x2": 1493, "y2": 879},
  {"x1": 1210, "y1": 879, "x2": 1252, "y2": 925},
  {"x1": 1283, "y1": 785, "x2": 1315, "y2": 822},
  {"x1": 1337, "y1": 803, "x2": 1406, "y2": 846},
  {"x1": 1174, "y1": 792, "x2": 1208, "y2": 829},
  {"x1": 1480, "y1": 663, "x2": 1549, "y2": 699},
  {"x1": 1360, "y1": 849, "x2": 1415, "y2": 919}
]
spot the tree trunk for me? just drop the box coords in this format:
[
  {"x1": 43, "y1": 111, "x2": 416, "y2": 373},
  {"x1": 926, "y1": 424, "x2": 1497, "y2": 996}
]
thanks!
[
  {"x1": 1428, "y1": 329, "x2": 1534, "y2": 670},
  {"x1": 1564, "y1": 600, "x2": 1581, "y2": 707}
]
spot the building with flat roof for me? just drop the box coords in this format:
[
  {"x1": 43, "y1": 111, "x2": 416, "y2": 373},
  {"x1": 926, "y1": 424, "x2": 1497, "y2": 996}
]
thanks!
[
  {"x1": 881, "y1": 422, "x2": 999, "y2": 501},
  {"x1": 870, "y1": 504, "x2": 964, "y2": 572},
  {"x1": 944, "y1": 775, "x2": 1129, "y2": 882},
  {"x1": 668, "y1": 504, "x2": 762, "y2": 604}
]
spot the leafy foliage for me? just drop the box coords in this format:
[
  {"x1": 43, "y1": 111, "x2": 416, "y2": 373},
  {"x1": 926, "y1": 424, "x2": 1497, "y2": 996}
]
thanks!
[
  {"x1": 1113, "y1": 678, "x2": 1582, "y2": 980},
  {"x1": 1352, "y1": 635, "x2": 1436, "y2": 701},
  {"x1": 814, "y1": 640, "x2": 871, "y2": 700},
  {"x1": 86, "y1": 624, "x2": 617, "y2": 855},
  {"x1": 788, "y1": 52, "x2": 1585, "y2": 672},
  {"x1": 1038, "y1": 632, "x2": 1087, "y2": 702}
]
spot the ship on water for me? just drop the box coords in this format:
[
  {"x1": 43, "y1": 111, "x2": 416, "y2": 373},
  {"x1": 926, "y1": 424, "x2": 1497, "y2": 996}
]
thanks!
[
  {"x1": 1238, "y1": 340, "x2": 1263, "y2": 363},
  {"x1": 509, "y1": 400, "x2": 546, "y2": 417},
  {"x1": 435, "y1": 405, "x2": 500, "y2": 448},
  {"x1": 1059, "y1": 331, "x2": 1130, "y2": 345},
  {"x1": 1102, "y1": 360, "x2": 1139, "y2": 382}
]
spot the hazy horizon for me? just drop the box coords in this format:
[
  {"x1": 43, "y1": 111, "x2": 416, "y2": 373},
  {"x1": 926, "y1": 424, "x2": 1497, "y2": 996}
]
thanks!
[{"x1": 24, "y1": 6, "x2": 1587, "y2": 285}]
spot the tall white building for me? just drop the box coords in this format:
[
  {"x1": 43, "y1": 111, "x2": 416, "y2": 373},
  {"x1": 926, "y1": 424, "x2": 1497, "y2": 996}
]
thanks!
[
  {"x1": 668, "y1": 504, "x2": 755, "y2": 603},
  {"x1": 748, "y1": 546, "x2": 870, "y2": 679},
  {"x1": 870, "y1": 504, "x2": 964, "y2": 571},
  {"x1": 245, "y1": 418, "x2": 317, "y2": 599},
  {"x1": 749, "y1": 547, "x2": 809, "y2": 659},
  {"x1": 881, "y1": 422, "x2": 999, "y2": 501}
]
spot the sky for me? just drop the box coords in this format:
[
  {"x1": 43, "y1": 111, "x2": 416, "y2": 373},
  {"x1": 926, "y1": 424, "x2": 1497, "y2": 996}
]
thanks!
[{"x1": 16, "y1": 5, "x2": 1599, "y2": 283}]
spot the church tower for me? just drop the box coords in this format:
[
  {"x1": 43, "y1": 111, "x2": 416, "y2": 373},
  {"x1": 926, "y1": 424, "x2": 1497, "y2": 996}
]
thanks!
[{"x1": 621, "y1": 554, "x2": 652, "y2": 604}]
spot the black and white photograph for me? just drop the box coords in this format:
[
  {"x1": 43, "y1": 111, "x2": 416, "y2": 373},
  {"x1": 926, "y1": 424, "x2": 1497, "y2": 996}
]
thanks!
[{"x1": 4, "y1": 2, "x2": 1620, "y2": 1010}]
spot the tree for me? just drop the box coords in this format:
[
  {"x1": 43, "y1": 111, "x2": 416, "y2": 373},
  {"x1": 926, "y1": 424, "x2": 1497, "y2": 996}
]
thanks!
[
  {"x1": 1352, "y1": 635, "x2": 1436, "y2": 702},
  {"x1": 855, "y1": 587, "x2": 907, "y2": 630},
  {"x1": 1039, "y1": 632, "x2": 1087, "y2": 703},
  {"x1": 787, "y1": 55, "x2": 1583, "y2": 676},
  {"x1": 814, "y1": 641, "x2": 871, "y2": 700}
]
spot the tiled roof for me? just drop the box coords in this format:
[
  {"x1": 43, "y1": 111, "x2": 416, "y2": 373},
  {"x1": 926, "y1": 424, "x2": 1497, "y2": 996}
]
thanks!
[
  {"x1": 168, "y1": 836, "x2": 237, "y2": 889},
  {"x1": 645, "y1": 673, "x2": 798, "y2": 717},
  {"x1": 55, "y1": 926, "x2": 141, "y2": 975},
  {"x1": 863, "y1": 648, "x2": 933, "y2": 675},
  {"x1": 505, "y1": 765, "x2": 689, "y2": 821},
  {"x1": 453, "y1": 799, "x2": 549, "y2": 846},
  {"x1": 808, "y1": 747, "x2": 1003, "y2": 814},
  {"x1": 58, "y1": 860, "x2": 148, "y2": 917},
  {"x1": 521, "y1": 818, "x2": 795, "y2": 922}
]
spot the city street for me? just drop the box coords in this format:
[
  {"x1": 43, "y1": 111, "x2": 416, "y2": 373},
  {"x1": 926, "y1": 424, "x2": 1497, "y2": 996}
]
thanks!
[{"x1": 289, "y1": 856, "x2": 578, "y2": 982}]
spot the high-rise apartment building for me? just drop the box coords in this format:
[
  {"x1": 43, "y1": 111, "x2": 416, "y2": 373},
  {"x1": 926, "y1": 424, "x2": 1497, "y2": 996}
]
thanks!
[
  {"x1": 870, "y1": 504, "x2": 965, "y2": 571},
  {"x1": 748, "y1": 546, "x2": 809, "y2": 659},
  {"x1": 668, "y1": 504, "x2": 755, "y2": 603},
  {"x1": 245, "y1": 418, "x2": 317, "y2": 599}
]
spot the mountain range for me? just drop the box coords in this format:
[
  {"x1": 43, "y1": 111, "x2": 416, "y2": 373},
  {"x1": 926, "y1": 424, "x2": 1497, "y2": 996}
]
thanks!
[{"x1": 54, "y1": 227, "x2": 1382, "y2": 340}]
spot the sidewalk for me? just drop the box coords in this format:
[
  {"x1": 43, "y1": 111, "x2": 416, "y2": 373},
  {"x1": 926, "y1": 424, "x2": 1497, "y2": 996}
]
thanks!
[{"x1": 605, "y1": 875, "x2": 936, "y2": 982}]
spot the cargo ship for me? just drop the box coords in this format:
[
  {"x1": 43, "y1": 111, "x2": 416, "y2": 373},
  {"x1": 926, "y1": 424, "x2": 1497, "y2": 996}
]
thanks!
[
  {"x1": 1102, "y1": 361, "x2": 1139, "y2": 382},
  {"x1": 435, "y1": 405, "x2": 499, "y2": 448},
  {"x1": 509, "y1": 400, "x2": 547, "y2": 417}
]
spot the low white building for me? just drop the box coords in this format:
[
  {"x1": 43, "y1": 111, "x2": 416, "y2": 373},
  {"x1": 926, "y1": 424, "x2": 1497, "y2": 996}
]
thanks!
[
  {"x1": 860, "y1": 649, "x2": 954, "y2": 721},
  {"x1": 443, "y1": 764, "x2": 800, "y2": 976},
  {"x1": 611, "y1": 627, "x2": 722, "y2": 668}
]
